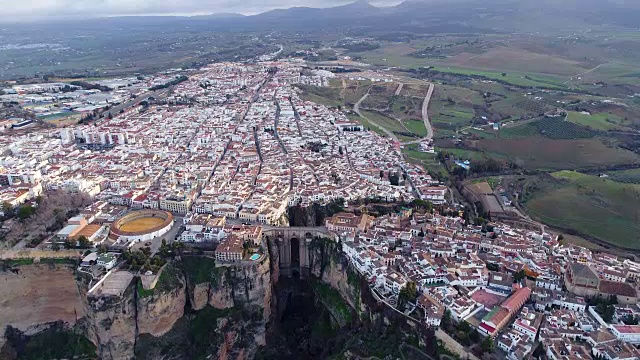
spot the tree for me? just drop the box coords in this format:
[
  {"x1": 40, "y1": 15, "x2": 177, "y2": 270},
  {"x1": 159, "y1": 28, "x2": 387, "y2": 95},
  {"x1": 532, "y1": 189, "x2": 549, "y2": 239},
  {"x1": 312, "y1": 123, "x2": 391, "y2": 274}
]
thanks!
[
  {"x1": 441, "y1": 309, "x2": 452, "y2": 330},
  {"x1": 2, "y1": 201, "x2": 13, "y2": 217},
  {"x1": 398, "y1": 282, "x2": 418, "y2": 310},
  {"x1": 17, "y1": 205, "x2": 36, "y2": 220},
  {"x1": 77, "y1": 236, "x2": 91, "y2": 249},
  {"x1": 623, "y1": 315, "x2": 639, "y2": 325},
  {"x1": 481, "y1": 336, "x2": 494, "y2": 354},
  {"x1": 63, "y1": 238, "x2": 77, "y2": 249},
  {"x1": 389, "y1": 172, "x2": 400, "y2": 186},
  {"x1": 97, "y1": 244, "x2": 108, "y2": 254},
  {"x1": 513, "y1": 269, "x2": 526, "y2": 283},
  {"x1": 603, "y1": 306, "x2": 615, "y2": 322}
]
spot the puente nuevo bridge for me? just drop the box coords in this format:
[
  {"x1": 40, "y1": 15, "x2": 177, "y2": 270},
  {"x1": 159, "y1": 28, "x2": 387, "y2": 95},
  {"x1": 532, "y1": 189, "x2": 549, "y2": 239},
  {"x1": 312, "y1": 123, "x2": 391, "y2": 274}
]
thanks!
[{"x1": 262, "y1": 226, "x2": 333, "y2": 278}]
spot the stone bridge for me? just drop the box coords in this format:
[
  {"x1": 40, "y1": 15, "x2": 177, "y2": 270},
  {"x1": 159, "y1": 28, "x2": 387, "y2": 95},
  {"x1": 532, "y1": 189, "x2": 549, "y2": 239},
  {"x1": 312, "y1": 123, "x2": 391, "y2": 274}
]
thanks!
[{"x1": 262, "y1": 226, "x2": 332, "y2": 278}]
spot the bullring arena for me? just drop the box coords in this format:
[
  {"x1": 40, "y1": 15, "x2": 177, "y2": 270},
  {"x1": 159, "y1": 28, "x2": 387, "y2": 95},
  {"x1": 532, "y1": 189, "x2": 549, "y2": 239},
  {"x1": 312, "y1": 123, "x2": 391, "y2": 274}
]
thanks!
[{"x1": 109, "y1": 210, "x2": 174, "y2": 244}]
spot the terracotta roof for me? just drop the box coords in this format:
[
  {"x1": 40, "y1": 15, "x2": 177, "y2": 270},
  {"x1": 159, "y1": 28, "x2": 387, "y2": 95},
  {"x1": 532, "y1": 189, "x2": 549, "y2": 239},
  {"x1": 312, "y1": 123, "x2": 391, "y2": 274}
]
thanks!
[{"x1": 599, "y1": 280, "x2": 637, "y2": 298}]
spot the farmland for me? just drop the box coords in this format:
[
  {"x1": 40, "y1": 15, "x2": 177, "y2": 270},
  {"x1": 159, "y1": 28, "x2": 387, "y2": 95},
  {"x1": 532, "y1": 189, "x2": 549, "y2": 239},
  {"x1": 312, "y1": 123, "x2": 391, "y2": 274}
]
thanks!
[
  {"x1": 566, "y1": 111, "x2": 627, "y2": 131},
  {"x1": 604, "y1": 168, "x2": 640, "y2": 184},
  {"x1": 525, "y1": 171, "x2": 640, "y2": 250},
  {"x1": 474, "y1": 138, "x2": 640, "y2": 171},
  {"x1": 498, "y1": 117, "x2": 597, "y2": 140}
]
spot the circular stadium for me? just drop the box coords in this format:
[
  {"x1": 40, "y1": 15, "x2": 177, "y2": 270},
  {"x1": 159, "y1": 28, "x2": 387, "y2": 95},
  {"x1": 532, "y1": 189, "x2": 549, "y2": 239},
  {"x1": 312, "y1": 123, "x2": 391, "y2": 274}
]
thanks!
[{"x1": 109, "y1": 210, "x2": 174, "y2": 243}]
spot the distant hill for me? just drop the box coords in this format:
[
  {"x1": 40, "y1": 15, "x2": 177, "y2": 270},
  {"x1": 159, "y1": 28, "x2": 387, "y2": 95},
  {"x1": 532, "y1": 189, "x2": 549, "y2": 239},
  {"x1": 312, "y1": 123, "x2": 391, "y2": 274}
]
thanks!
[
  {"x1": 200, "y1": 0, "x2": 640, "y2": 33},
  {"x1": 16, "y1": 0, "x2": 640, "y2": 34}
]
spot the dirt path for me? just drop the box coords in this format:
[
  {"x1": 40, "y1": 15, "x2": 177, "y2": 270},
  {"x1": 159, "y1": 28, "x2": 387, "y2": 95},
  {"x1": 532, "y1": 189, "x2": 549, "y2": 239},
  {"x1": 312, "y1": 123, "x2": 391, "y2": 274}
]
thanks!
[
  {"x1": 395, "y1": 83, "x2": 404, "y2": 96},
  {"x1": 564, "y1": 63, "x2": 604, "y2": 85},
  {"x1": 354, "y1": 88, "x2": 399, "y2": 142}
]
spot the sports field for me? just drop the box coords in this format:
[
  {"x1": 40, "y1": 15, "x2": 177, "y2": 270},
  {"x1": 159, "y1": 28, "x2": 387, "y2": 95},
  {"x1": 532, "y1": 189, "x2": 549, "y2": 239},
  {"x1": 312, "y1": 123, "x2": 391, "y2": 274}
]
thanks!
[
  {"x1": 471, "y1": 289, "x2": 506, "y2": 308},
  {"x1": 120, "y1": 217, "x2": 166, "y2": 232}
]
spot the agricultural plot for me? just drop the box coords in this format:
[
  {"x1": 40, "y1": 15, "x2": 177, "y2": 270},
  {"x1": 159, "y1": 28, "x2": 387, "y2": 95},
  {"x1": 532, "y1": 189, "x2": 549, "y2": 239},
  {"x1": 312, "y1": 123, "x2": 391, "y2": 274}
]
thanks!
[
  {"x1": 566, "y1": 111, "x2": 626, "y2": 131},
  {"x1": 438, "y1": 147, "x2": 487, "y2": 161},
  {"x1": 402, "y1": 144, "x2": 448, "y2": 177},
  {"x1": 429, "y1": 66, "x2": 567, "y2": 90},
  {"x1": 475, "y1": 138, "x2": 640, "y2": 170},
  {"x1": 296, "y1": 80, "x2": 374, "y2": 109},
  {"x1": 489, "y1": 96, "x2": 546, "y2": 121},
  {"x1": 402, "y1": 119, "x2": 428, "y2": 137},
  {"x1": 390, "y1": 96, "x2": 423, "y2": 121},
  {"x1": 605, "y1": 168, "x2": 640, "y2": 184},
  {"x1": 429, "y1": 97, "x2": 476, "y2": 131},
  {"x1": 347, "y1": 113, "x2": 388, "y2": 138},
  {"x1": 499, "y1": 117, "x2": 597, "y2": 140},
  {"x1": 525, "y1": 171, "x2": 640, "y2": 250},
  {"x1": 360, "y1": 110, "x2": 408, "y2": 134}
]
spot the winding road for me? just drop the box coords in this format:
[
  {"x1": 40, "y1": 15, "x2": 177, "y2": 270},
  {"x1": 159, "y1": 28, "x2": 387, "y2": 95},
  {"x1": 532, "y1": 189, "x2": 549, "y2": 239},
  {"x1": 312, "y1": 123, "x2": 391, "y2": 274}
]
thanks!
[{"x1": 354, "y1": 82, "x2": 435, "y2": 145}]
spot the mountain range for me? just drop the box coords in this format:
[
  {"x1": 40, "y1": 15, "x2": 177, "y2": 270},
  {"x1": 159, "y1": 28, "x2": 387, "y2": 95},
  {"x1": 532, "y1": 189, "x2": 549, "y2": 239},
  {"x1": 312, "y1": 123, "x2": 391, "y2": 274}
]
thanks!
[{"x1": 189, "y1": 0, "x2": 640, "y2": 33}]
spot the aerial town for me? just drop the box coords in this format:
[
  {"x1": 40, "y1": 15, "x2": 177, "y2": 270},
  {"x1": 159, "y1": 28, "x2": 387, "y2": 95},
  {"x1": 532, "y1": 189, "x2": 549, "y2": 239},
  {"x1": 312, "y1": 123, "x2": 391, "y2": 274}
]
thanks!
[{"x1": 2, "y1": 59, "x2": 640, "y2": 360}]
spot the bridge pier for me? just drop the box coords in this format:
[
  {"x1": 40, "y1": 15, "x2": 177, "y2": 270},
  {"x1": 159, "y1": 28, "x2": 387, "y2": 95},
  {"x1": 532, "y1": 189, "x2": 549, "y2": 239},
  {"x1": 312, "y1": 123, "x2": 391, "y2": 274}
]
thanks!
[{"x1": 263, "y1": 227, "x2": 330, "y2": 279}]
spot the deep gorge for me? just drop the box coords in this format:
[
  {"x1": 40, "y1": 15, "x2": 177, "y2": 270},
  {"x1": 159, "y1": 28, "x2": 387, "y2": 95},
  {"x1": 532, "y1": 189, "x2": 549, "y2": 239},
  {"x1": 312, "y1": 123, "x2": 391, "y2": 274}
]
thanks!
[{"x1": 1, "y1": 237, "x2": 438, "y2": 360}]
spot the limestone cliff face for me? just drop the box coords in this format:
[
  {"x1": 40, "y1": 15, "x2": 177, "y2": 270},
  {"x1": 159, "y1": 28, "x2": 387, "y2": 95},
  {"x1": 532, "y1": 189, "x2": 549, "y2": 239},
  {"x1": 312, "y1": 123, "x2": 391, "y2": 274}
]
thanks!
[
  {"x1": 183, "y1": 255, "x2": 274, "y2": 325},
  {"x1": 83, "y1": 286, "x2": 137, "y2": 360},
  {"x1": 136, "y1": 279, "x2": 186, "y2": 336}
]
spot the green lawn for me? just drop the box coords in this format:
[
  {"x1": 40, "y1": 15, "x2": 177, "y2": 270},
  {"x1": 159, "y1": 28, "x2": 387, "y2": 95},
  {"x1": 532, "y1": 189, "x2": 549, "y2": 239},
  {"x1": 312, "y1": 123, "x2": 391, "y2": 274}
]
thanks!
[{"x1": 526, "y1": 171, "x2": 640, "y2": 249}]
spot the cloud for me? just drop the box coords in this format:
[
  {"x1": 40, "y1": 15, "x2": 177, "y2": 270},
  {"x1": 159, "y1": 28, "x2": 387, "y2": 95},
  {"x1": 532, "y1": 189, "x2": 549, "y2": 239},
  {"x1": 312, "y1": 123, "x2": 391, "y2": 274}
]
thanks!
[{"x1": 0, "y1": 0, "x2": 401, "y2": 21}]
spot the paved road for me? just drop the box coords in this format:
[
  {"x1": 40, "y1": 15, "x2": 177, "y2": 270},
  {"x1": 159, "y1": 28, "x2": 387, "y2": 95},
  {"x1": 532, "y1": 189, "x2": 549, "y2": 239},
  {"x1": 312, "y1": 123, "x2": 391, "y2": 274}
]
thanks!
[
  {"x1": 402, "y1": 83, "x2": 435, "y2": 145},
  {"x1": 354, "y1": 88, "x2": 399, "y2": 142},
  {"x1": 102, "y1": 88, "x2": 170, "y2": 117}
]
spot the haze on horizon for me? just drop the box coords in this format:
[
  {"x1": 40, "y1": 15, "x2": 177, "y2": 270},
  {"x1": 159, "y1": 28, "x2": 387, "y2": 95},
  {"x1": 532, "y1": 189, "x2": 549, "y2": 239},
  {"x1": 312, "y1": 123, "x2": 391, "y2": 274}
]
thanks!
[{"x1": 0, "y1": 0, "x2": 403, "y2": 22}]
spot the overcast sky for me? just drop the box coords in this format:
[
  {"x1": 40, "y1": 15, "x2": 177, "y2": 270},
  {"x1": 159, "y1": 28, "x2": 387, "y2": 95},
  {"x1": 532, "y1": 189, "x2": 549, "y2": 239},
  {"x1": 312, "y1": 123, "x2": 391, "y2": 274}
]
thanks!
[{"x1": 0, "y1": 0, "x2": 402, "y2": 22}]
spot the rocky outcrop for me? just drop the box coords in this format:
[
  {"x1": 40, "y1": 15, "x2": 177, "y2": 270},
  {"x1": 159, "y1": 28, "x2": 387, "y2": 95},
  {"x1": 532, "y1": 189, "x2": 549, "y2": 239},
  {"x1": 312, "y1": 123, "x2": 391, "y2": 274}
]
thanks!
[
  {"x1": 83, "y1": 286, "x2": 138, "y2": 360},
  {"x1": 136, "y1": 280, "x2": 186, "y2": 336},
  {"x1": 181, "y1": 255, "x2": 273, "y2": 323}
]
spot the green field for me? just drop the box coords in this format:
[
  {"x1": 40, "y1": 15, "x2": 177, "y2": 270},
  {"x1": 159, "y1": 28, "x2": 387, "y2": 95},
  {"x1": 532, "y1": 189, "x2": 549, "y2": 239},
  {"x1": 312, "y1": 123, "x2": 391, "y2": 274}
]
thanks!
[
  {"x1": 526, "y1": 171, "x2": 640, "y2": 249},
  {"x1": 605, "y1": 168, "x2": 640, "y2": 184},
  {"x1": 475, "y1": 138, "x2": 640, "y2": 170},
  {"x1": 360, "y1": 110, "x2": 407, "y2": 134},
  {"x1": 429, "y1": 66, "x2": 567, "y2": 89},
  {"x1": 566, "y1": 111, "x2": 626, "y2": 131},
  {"x1": 403, "y1": 119, "x2": 428, "y2": 137},
  {"x1": 499, "y1": 117, "x2": 597, "y2": 140},
  {"x1": 348, "y1": 113, "x2": 388, "y2": 138}
]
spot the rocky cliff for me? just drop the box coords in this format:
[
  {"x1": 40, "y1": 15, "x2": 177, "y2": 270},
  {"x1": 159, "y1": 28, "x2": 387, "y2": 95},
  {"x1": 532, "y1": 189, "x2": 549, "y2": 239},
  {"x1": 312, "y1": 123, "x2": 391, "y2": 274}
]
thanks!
[
  {"x1": 3, "y1": 235, "x2": 435, "y2": 360},
  {"x1": 80, "y1": 255, "x2": 274, "y2": 360},
  {"x1": 83, "y1": 285, "x2": 138, "y2": 360}
]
